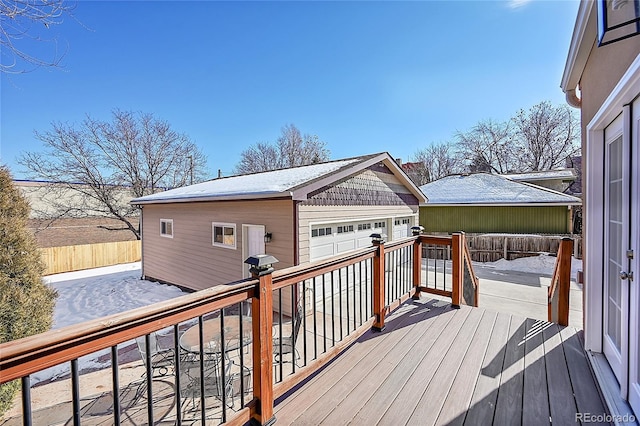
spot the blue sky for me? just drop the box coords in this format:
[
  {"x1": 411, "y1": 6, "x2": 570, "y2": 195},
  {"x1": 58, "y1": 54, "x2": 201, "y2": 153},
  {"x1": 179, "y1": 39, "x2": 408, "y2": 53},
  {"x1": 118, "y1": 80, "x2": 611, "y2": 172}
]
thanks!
[{"x1": 1, "y1": 0, "x2": 579, "y2": 180}]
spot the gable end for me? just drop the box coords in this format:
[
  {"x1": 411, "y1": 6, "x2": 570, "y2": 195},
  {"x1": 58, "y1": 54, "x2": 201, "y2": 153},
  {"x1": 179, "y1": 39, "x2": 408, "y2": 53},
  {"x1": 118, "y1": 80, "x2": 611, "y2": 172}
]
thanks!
[{"x1": 303, "y1": 165, "x2": 419, "y2": 207}]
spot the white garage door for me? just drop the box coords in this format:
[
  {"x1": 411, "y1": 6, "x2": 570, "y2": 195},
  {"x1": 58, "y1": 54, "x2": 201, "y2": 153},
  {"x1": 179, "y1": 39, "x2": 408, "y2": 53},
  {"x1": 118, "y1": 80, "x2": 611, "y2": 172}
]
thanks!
[
  {"x1": 392, "y1": 217, "x2": 413, "y2": 240},
  {"x1": 310, "y1": 219, "x2": 388, "y2": 261}
]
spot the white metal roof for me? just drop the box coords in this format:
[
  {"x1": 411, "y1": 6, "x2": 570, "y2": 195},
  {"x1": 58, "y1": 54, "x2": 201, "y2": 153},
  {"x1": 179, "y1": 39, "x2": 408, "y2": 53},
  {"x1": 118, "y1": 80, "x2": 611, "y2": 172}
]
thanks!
[
  {"x1": 131, "y1": 159, "x2": 360, "y2": 204},
  {"x1": 419, "y1": 173, "x2": 582, "y2": 206},
  {"x1": 131, "y1": 152, "x2": 427, "y2": 205}
]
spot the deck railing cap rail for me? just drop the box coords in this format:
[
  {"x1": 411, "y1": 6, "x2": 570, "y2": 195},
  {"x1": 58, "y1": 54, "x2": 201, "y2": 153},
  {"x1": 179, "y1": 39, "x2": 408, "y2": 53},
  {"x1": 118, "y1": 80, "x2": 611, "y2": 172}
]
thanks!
[{"x1": 0, "y1": 280, "x2": 256, "y2": 367}]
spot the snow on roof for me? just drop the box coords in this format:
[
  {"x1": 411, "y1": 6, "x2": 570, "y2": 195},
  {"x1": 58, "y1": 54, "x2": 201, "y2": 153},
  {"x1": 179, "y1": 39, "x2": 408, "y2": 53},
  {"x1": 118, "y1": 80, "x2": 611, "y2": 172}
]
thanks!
[
  {"x1": 502, "y1": 169, "x2": 576, "y2": 182},
  {"x1": 131, "y1": 157, "x2": 364, "y2": 204},
  {"x1": 419, "y1": 173, "x2": 582, "y2": 205}
]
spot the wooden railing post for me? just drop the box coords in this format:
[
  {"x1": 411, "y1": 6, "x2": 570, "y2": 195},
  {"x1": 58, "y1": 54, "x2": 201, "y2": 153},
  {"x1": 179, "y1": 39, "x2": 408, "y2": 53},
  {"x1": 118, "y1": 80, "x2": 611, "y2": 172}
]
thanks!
[
  {"x1": 557, "y1": 238, "x2": 573, "y2": 327},
  {"x1": 247, "y1": 255, "x2": 278, "y2": 426},
  {"x1": 413, "y1": 235, "x2": 422, "y2": 300},
  {"x1": 451, "y1": 233, "x2": 463, "y2": 308},
  {"x1": 372, "y1": 239, "x2": 386, "y2": 331}
]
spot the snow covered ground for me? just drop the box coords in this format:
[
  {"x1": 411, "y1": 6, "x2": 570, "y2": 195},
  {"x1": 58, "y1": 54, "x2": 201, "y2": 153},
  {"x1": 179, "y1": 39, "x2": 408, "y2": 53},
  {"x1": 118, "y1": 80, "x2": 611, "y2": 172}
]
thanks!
[
  {"x1": 45, "y1": 262, "x2": 186, "y2": 330},
  {"x1": 32, "y1": 254, "x2": 581, "y2": 384},
  {"x1": 34, "y1": 263, "x2": 187, "y2": 384}
]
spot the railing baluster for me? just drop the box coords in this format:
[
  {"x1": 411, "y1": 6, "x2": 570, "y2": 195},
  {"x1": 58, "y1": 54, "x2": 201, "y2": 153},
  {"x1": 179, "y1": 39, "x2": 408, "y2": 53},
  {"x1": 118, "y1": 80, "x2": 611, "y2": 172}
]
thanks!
[
  {"x1": 302, "y1": 280, "x2": 308, "y2": 366},
  {"x1": 352, "y1": 263, "x2": 357, "y2": 331},
  {"x1": 141, "y1": 334, "x2": 155, "y2": 424},
  {"x1": 359, "y1": 261, "x2": 363, "y2": 326},
  {"x1": 198, "y1": 316, "x2": 205, "y2": 425},
  {"x1": 238, "y1": 301, "x2": 247, "y2": 405},
  {"x1": 322, "y1": 274, "x2": 327, "y2": 353},
  {"x1": 111, "y1": 346, "x2": 121, "y2": 425},
  {"x1": 346, "y1": 266, "x2": 351, "y2": 335},
  {"x1": 291, "y1": 285, "x2": 297, "y2": 372},
  {"x1": 21, "y1": 376, "x2": 32, "y2": 426},
  {"x1": 331, "y1": 271, "x2": 336, "y2": 347},
  {"x1": 71, "y1": 359, "x2": 80, "y2": 426},
  {"x1": 313, "y1": 277, "x2": 317, "y2": 359},
  {"x1": 173, "y1": 324, "x2": 182, "y2": 425},
  {"x1": 339, "y1": 268, "x2": 343, "y2": 341},
  {"x1": 277, "y1": 288, "x2": 283, "y2": 382},
  {"x1": 220, "y1": 310, "x2": 227, "y2": 421}
]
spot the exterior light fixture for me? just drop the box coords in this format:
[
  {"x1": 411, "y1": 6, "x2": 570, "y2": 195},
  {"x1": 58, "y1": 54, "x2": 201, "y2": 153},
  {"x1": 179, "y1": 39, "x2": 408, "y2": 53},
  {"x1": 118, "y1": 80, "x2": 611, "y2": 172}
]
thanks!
[
  {"x1": 597, "y1": 0, "x2": 640, "y2": 46},
  {"x1": 244, "y1": 254, "x2": 279, "y2": 276},
  {"x1": 264, "y1": 232, "x2": 272, "y2": 244},
  {"x1": 411, "y1": 225, "x2": 425, "y2": 236},
  {"x1": 369, "y1": 233, "x2": 387, "y2": 244}
]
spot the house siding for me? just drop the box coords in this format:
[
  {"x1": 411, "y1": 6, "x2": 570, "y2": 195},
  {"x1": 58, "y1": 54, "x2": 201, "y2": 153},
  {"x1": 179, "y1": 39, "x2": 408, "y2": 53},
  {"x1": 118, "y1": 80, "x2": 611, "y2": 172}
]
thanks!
[
  {"x1": 420, "y1": 205, "x2": 572, "y2": 234},
  {"x1": 580, "y1": 37, "x2": 640, "y2": 145},
  {"x1": 141, "y1": 199, "x2": 294, "y2": 291}
]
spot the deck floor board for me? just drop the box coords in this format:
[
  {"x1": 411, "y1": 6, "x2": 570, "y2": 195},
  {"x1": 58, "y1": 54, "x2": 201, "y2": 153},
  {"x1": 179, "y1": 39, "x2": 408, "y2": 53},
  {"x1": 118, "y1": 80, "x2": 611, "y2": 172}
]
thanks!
[{"x1": 272, "y1": 297, "x2": 608, "y2": 426}]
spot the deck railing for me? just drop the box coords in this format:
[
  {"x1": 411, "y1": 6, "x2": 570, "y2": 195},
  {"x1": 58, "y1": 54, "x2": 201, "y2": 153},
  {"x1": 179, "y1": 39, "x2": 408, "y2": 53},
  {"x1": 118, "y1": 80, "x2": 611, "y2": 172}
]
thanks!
[
  {"x1": 548, "y1": 237, "x2": 574, "y2": 326},
  {"x1": 0, "y1": 233, "x2": 477, "y2": 425}
]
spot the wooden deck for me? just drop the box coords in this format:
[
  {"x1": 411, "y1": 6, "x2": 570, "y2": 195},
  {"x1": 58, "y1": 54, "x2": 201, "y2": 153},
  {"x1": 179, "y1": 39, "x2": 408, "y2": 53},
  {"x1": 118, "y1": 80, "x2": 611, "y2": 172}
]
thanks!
[{"x1": 273, "y1": 296, "x2": 607, "y2": 425}]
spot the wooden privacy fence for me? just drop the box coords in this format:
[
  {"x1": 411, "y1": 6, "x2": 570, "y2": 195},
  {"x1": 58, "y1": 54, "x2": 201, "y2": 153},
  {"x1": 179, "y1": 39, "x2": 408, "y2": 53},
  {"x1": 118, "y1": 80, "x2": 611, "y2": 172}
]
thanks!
[
  {"x1": 40, "y1": 240, "x2": 142, "y2": 275},
  {"x1": 463, "y1": 234, "x2": 582, "y2": 262}
]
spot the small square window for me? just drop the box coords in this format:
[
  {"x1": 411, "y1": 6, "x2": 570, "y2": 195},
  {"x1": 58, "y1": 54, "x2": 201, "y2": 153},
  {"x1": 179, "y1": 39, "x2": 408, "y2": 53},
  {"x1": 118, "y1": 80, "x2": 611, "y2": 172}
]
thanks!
[
  {"x1": 160, "y1": 219, "x2": 173, "y2": 238},
  {"x1": 212, "y1": 222, "x2": 236, "y2": 249}
]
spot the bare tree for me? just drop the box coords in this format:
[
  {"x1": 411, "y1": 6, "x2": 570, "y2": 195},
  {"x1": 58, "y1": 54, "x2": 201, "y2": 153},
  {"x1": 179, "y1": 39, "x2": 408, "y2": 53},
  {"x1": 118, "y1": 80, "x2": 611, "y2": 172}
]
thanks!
[
  {"x1": 455, "y1": 119, "x2": 521, "y2": 174},
  {"x1": 512, "y1": 101, "x2": 580, "y2": 171},
  {"x1": 235, "y1": 124, "x2": 330, "y2": 174},
  {"x1": 19, "y1": 110, "x2": 208, "y2": 239},
  {"x1": 408, "y1": 142, "x2": 462, "y2": 185},
  {"x1": 1, "y1": 0, "x2": 75, "y2": 73}
]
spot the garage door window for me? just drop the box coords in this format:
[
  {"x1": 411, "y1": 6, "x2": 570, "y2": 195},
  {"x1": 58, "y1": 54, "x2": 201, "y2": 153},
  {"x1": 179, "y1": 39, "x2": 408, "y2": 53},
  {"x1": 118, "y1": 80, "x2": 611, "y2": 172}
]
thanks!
[
  {"x1": 357, "y1": 223, "x2": 372, "y2": 231},
  {"x1": 312, "y1": 227, "x2": 332, "y2": 237},
  {"x1": 337, "y1": 225, "x2": 354, "y2": 233}
]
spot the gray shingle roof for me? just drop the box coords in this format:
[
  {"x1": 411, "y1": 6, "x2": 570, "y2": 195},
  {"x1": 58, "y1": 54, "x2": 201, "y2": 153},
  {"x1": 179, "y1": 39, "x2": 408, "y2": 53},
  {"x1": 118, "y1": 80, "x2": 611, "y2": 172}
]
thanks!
[{"x1": 419, "y1": 173, "x2": 581, "y2": 205}]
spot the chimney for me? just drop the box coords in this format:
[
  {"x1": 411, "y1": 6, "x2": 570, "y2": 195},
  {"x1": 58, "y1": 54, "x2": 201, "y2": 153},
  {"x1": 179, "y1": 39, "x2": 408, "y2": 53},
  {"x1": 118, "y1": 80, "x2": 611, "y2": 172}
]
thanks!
[{"x1": 395, "y1": 158, "x2": 403, "y2": 166}]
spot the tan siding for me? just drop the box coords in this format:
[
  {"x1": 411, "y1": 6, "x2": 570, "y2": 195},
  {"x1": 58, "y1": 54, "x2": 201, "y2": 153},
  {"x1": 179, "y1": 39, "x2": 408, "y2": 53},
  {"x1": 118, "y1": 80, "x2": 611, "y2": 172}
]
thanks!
[
  {"x1": 581, "y1": 37, "x2": 640, "y2": 141},
  {"x1": 141, "y1": 200, "x2": 294, "y2": 291},
  {"x1": 297, "y1": 205, "x2": 418, "y2": 263}
]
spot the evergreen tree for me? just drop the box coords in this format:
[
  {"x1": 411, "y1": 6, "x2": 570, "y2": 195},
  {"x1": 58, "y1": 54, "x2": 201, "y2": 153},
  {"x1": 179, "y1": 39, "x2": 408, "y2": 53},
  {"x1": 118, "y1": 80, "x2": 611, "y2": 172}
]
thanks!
[{"x1": 0, "y1": 166, "x2": 57, "y2": 414}]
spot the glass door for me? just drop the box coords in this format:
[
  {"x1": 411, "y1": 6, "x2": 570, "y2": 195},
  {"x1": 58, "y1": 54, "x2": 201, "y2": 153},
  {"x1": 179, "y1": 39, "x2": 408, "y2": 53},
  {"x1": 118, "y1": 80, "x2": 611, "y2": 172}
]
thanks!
[
  {"x1": 628, "y1": 98, "x2": 640, "y2": 417},
  {"x1": 603, "y1": 113, "x2": 629, "y2": 386}
]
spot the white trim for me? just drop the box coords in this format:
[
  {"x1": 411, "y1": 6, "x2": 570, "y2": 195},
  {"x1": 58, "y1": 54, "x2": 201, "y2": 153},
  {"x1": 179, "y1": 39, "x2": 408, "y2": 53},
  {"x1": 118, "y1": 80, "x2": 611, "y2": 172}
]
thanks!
[
  {"x1": 160, "y1": 218, "x2": 173, "y2": 238},
  {"x1": 584, "y1": 53, "x2": 640, "y2": 352},
  {"x1": 587, "y1": 351, "x2": 638, "y2": 424},
  {"x1": 242, "y1": 224, "x2": 266, "y2": 279},
  {"x1": 561, "y1": 0, "x2": 597, "y2": 93},
  {"x1": 628, "y1": 97, "x2": 640, "y2": 418},
  {"x1": 212, "y1": 222, "x2": 237, "y2": 249}
]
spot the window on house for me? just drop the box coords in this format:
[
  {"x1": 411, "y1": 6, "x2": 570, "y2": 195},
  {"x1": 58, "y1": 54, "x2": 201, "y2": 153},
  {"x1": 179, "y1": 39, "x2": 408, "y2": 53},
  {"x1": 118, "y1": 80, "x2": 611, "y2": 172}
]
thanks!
[
  {"x1": 374, "y1": 221, "x2": 386, "y2": 228},
  {"x1": 402, "y1": 219, "x2": 411, "y2": 224},
  {"x1": 160, "y1": 219, "x2": 173, "y2": 238},
  {"x1": 212, "y1": 223, "x2": 236, "y2": 249}
]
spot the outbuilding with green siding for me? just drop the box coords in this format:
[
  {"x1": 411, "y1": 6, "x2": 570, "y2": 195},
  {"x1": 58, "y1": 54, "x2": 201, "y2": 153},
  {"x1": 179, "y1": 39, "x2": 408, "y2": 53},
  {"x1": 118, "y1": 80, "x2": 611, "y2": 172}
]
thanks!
[{"x1": 419, "y1": 173, "x2": 582, "y2": 234}]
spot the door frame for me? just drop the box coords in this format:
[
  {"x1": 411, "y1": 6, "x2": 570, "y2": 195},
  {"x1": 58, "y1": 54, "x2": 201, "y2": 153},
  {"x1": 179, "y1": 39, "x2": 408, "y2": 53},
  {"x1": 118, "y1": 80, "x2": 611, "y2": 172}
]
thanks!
[
  {"x1": 242, "y1": 224, "x2": 266, "y2": 279},
  {"x1": 585, "y1": 53, "x2": 640, "y2": 401}
]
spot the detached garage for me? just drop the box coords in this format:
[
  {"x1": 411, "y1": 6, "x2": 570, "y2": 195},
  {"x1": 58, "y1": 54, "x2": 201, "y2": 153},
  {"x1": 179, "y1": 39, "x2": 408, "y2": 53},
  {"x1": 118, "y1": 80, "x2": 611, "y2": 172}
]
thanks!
[{"x1": 131, "y1": 152, "x2": 426, "y2": 291}]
